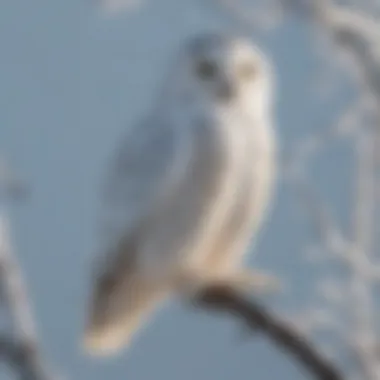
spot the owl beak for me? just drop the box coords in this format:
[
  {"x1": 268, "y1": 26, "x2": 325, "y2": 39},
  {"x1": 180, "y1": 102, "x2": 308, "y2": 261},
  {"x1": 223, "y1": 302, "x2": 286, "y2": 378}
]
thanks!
[{"x1": 216, "y1": 80, "x2": 236, "y2": 102}]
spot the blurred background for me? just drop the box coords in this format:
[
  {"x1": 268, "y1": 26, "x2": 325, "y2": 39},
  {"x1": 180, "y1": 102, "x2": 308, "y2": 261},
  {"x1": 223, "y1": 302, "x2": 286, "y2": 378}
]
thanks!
[{"x1": 0, "y1": 0, "x2": 378, "y2": 379}]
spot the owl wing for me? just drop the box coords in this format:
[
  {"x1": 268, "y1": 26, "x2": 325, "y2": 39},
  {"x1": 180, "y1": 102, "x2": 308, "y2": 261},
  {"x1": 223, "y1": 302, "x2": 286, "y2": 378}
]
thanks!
[
  {"x1": 85, "y1": 118, "x2": 193, "y2": 353},
  {"x1": 98, "y1": 117, "x2": 189, "y2": 257}
]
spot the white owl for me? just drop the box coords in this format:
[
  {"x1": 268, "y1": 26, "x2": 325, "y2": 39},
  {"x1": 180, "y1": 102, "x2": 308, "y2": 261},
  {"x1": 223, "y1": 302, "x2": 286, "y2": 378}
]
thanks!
[{"x1": 84, "y1": 32, "x2": 277, "y2": 355}]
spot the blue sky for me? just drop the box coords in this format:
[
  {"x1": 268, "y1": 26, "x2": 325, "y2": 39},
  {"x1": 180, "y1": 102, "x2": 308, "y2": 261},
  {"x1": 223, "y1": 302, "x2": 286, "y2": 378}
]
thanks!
[{"x1": 0, "y1": 1, "x2": 352, "y2": 379}]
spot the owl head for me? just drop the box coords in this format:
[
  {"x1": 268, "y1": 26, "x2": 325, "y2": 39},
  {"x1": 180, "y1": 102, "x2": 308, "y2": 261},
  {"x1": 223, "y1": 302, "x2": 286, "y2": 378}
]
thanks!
[{"x1": 163, "y1": 33, "x2": 274, "y2": 116}]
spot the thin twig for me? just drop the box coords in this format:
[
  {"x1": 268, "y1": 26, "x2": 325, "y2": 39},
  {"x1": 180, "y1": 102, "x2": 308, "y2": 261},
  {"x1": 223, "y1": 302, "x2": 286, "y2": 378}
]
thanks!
[
  {"x1": 0, "y1": 163, "x2": 58, "y2": 380},
  {"x1": 0, "y1": 334, "x2": 49, "y2": 380}
]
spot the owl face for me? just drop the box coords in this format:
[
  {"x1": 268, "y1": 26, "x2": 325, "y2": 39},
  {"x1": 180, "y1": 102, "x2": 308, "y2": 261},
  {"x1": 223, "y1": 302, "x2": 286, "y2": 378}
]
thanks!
[{"x1": 174, "y1": 34, "x2": 272, "y2": 111}]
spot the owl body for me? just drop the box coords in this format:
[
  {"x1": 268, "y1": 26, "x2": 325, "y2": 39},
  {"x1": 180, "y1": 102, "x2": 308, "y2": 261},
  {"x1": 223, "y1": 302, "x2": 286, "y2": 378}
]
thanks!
[
  {"x1": 140, "y1": 106, "x2": 273, "y2": 278},
  {"x1": 84, "y1": 33, "x2": 276, "y2": 355}
]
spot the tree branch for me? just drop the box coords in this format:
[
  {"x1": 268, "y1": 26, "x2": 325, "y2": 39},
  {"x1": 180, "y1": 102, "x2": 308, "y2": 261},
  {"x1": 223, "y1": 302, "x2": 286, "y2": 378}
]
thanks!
[
  {"x1": 0, "y1": 162, "x2": 60, "y2": 380},
  {"x1": 195, "y1": 284, "x2": 344, "y2": 380},
  {"x1": 0, "y1": 334, "x2": 50, "y2": 380}
]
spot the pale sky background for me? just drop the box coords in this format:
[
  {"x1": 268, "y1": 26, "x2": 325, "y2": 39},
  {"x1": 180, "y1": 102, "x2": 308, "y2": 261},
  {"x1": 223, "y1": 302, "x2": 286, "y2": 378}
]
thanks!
[{"x1": 0, "y1": 0, "x2": 353, "y2": 379}]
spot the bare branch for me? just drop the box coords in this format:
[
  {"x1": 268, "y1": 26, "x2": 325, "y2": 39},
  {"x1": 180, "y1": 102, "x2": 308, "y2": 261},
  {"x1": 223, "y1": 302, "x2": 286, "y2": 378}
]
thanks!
[
  {"x1": 195, "y1": 284, "x2": 344, "y2": 380},
  {"x1": 0, "y1": 217, "x2": 57, "y2": 380},
  {"x1": 0, "y1": 162, "x2": 60, "y2": 380},
  {"x1": 0, "y1": 334, "x2": 52, "y2": 380}
]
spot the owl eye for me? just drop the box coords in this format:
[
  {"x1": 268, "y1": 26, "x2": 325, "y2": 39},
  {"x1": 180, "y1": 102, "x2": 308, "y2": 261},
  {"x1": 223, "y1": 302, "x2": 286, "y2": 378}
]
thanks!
[
  {"x1": 196, "y1": 60, "x2": 217, "y2": 80},
  {"x1": 238, "y1": 62, "x2": 257, "y2": 80}
]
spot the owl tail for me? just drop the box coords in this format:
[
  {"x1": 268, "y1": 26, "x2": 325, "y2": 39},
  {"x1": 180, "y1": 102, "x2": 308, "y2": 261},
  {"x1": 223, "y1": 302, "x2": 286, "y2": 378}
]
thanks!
[{"x1": 83, "y1": 273, "x2": 169, "y2": 356}]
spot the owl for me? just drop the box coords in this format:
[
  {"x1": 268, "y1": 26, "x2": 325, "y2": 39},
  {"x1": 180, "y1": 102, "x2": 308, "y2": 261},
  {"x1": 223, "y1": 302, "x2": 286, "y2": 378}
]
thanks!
[{"x1": 84, "y1": 32, "x2": 277, "y2": 355}]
